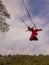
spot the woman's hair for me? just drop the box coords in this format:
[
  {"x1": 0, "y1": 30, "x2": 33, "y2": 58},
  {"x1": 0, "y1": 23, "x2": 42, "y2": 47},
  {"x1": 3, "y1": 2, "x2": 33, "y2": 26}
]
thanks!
[
  {"x1": 28, "y1": 27, "x2": 30, "y2": 30},
  {"x1": 28, "y1": 27, "x2": 34, "y2": 31}
]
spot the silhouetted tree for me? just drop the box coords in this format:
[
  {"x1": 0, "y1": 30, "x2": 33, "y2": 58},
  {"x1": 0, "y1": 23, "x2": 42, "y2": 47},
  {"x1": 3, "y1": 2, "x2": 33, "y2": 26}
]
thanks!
[{"x1": 0, "y1": 0, "x2": 10, "y2": 32}]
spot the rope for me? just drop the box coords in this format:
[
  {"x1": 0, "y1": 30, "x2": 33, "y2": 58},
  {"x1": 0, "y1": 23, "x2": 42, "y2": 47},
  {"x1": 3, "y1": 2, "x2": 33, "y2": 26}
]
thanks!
[
  {"x1": 5, "y1": 1, "x2": 29, "y2": 27},
  {"x1": 21, "y1": 0, "x2": 36, "y2": 28}
]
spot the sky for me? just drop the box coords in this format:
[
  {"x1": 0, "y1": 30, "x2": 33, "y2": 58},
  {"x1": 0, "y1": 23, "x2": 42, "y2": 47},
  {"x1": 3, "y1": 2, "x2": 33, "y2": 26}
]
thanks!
[{"x1": 0, "y1": 0, "x2": 49, "y2": 55}]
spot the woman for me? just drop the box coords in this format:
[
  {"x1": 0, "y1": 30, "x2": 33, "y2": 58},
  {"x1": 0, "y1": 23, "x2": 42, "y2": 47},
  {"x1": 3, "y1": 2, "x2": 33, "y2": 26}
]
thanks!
[{"x1": 26, "y1": 27, "x2": 42, "y2": 41}]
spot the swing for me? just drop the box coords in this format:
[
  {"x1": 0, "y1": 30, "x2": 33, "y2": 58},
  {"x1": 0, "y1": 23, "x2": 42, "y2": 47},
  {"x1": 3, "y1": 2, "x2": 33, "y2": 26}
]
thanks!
[{"x1": 5, "y1": 0, "x2": 42, "y2": 41}]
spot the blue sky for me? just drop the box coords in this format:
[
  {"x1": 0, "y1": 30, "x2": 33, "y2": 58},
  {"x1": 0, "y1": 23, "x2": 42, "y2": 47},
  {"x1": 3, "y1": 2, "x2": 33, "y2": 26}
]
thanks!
[{"x1": 0, "y1": 0, "x2": 49, "y2": 55}]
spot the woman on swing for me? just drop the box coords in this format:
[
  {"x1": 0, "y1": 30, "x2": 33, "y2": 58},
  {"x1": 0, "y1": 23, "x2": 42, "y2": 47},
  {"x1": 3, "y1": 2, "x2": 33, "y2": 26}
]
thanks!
[{"x1": 26, "y1": 26, "x2": 42, "y2": 41}]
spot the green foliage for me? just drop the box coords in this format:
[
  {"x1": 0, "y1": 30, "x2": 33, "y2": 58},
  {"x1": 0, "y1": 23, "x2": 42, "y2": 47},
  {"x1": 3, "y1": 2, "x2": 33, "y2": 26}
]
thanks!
[
  {"x1": 0, "y1": 0, "x2": 10, "y2": 32},
  {"x1": 0, "y1": 54, "x2": 49, "y2": 65}
]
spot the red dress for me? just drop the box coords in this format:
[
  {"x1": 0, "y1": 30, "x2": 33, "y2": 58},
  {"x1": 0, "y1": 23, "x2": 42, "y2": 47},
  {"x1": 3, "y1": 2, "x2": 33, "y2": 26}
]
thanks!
[{"x1": 29, "y1": 29, "x2": 38, "y2": 41}]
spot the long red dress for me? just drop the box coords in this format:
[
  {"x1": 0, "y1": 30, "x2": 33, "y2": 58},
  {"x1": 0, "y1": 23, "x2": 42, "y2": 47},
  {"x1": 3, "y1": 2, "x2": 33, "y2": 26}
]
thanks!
[{"x1": 29, "y1": 29, "x2": 38, "y2": 41}]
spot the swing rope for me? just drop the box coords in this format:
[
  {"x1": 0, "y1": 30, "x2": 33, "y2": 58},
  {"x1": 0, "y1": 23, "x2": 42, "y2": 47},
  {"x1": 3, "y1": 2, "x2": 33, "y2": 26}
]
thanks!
[
  {"x1": 5, "y1": 1, "x2": 29, "y2": 27},
  {"x1": 21, "y1": 0, "x2": 37, "y2": 28}
]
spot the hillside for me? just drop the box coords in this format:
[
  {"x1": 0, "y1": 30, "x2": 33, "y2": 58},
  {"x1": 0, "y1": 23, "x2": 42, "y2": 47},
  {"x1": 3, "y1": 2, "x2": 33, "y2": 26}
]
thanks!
[{"x1": 0, "y1": 54, "x2": 49, "y2": 65}]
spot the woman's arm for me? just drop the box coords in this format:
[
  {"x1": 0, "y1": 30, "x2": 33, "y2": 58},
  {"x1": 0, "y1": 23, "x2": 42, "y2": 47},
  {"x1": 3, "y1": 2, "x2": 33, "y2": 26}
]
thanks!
[{"x1": 36, "y1": 29, "x2": 42, "y2": 31}]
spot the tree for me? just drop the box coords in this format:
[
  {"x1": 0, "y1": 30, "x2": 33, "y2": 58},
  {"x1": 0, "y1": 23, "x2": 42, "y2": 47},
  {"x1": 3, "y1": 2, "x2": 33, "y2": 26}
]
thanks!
[{"x1": 0, "y1": 0, "x2": 10, "y2": 32}]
